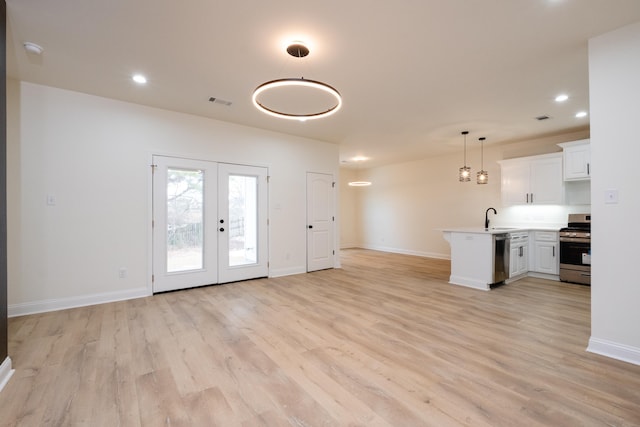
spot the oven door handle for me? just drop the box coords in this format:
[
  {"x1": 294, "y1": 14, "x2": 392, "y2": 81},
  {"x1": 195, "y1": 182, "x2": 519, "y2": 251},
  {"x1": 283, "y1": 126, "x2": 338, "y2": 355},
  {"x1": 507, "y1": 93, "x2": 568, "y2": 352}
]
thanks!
[{"x1": 559, "y1": 237, "x2": 591, "y2": 243}]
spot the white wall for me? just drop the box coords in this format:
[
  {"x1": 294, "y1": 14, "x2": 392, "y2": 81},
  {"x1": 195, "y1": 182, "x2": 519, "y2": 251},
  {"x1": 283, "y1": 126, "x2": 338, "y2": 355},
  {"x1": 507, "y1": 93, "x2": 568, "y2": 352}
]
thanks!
[
  {"x1": 588, "y1": 22, "x2": 640, "y2": 364},
  {"x1": 340, "y1": 130, "x2": 590, "y2": 258},
  {"x1": 339, "y1": 168, "x2": 359, "y2": 248},
  {"x1": 7, "y1": 80, "x2": 339, "y2": 315}
]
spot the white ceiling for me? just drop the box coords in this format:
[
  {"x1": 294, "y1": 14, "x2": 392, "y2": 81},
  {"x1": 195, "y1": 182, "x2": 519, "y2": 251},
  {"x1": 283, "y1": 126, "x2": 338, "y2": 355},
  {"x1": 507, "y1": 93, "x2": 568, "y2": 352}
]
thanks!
[{"x1": 6, "y1": 0, "x2": 640, "y2": 168}]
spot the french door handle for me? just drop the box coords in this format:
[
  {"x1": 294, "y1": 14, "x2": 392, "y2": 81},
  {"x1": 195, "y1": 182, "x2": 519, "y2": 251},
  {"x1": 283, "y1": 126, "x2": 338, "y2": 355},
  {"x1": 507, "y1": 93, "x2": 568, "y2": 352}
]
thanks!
[
  {"x1": 219, "y1": 227, "x2": 225, "y2": 232},
  {"x1": 308, "y1": 225, "x2": 313, "y2": 229}
]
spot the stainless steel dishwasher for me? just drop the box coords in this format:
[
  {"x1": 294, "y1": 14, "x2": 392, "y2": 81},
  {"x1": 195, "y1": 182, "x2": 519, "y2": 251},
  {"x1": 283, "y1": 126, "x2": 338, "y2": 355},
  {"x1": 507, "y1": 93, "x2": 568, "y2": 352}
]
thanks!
[{"x1": 493, "y1": 233, "x2": 510, "y2": 284}]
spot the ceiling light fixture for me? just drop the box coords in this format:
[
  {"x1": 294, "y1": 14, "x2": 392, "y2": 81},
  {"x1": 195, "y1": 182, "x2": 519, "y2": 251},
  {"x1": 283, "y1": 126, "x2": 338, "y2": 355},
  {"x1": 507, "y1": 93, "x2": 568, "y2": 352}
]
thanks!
[
  {"x1": 555, "y1": 94, "x2": 569, "y2": 102},
  {"x1": 477, "y1": 137, "x2": 488, "y2": 185},
  {"x1": 252, "y1": 42, "x2": 342, "y2": 121},
  {"x1": 459, "y1": 131, "x2": 471, "y2": 182},
  {"x1": 575, "y1": 111, "x2": 588, "y2": 118},
  {"x1": 23, "y1": 42, "x2": 44, "y2": 55},
  {"x1": 347, "y1": 157, "x2": 372, "y2": 187},
  {"x1": 132, "y1": 74, "x2": 147, "y2": 84}
]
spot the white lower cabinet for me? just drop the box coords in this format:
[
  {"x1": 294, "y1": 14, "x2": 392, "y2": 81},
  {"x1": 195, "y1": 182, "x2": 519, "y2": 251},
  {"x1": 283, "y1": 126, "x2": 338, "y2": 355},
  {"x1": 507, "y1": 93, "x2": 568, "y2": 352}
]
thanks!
[
  {"x1": 509, "y1": 233, "x2": 528, "y2": 278},
  {"x1": 529, "y1": 231, "x2": 559, "y2": 276}
]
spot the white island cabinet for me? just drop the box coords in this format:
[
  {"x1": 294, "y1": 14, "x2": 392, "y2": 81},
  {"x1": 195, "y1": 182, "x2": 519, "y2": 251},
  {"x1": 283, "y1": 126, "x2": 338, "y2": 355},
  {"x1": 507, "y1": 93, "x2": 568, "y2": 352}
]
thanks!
[{"x1": 442, "y1": 228, "x2": 514, "y2": 291}]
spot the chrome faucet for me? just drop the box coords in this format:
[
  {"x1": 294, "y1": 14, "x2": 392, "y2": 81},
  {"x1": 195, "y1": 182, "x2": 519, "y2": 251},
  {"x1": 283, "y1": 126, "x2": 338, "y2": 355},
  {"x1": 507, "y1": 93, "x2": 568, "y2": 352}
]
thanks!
[{"x1": 485, "y1": 207, "x2": 497, "y2": 230}]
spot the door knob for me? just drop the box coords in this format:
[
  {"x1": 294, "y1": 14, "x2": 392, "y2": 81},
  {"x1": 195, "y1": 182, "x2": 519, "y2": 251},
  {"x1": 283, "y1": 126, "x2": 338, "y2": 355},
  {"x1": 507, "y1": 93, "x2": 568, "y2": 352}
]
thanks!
[
  {"x1": 308, "y1": 225, "x2": 313, "y2": 229},
  {"x1": 220, "y1": 219, "x2": 225, "y2": 224},
  {"x1": 219, "y1": 227, "x2": 225, "y2": 232}
]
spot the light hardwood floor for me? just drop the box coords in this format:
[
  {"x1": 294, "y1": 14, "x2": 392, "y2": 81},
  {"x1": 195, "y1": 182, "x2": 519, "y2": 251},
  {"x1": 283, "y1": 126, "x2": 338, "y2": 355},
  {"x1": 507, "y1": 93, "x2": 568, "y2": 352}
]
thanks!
[{"x1": 2, "y1": 248, "x2": 640, "y2": 426}]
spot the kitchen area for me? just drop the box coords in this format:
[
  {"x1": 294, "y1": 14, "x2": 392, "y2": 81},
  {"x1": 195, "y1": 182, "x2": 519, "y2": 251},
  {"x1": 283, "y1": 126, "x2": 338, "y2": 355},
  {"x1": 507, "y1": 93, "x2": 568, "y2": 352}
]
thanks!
[{"x1": 441, "y1": 139, "x2": 592, "y2": 291}]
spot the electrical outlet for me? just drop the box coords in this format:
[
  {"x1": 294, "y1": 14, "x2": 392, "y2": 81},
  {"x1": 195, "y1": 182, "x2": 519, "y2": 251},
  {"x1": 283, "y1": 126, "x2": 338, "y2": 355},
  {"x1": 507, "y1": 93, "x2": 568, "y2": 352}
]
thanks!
[
  {"x1": 604, "y1": 189, "x2": 619, "y2": 204},
  {"x1": 118, "y1": 268, "x2": 127, "y2": 279}
]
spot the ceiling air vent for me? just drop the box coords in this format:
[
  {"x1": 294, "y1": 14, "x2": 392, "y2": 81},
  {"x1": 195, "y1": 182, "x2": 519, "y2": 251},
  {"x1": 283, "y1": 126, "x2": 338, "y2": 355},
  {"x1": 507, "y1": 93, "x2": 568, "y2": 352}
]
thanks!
[
  {"x1": 535, "y1": 115, "x2": 550, "y2": 121},
  {"x1": 209, "y1": 97, "x2": 232, "y2": 106}
]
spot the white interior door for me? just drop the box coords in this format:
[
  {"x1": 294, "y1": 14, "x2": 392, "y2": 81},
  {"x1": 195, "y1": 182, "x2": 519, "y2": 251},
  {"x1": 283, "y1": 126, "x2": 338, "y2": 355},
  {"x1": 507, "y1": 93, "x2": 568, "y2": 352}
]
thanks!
[
  {"x1": 217, "y1": 163, "x2": 269, "y2": 283},
  {"x1": 152, "y1": 156, "x2": 218, "y2": 293},
  {"x1": 307, "y1": 172, "x2": 335, "y2": 272}
]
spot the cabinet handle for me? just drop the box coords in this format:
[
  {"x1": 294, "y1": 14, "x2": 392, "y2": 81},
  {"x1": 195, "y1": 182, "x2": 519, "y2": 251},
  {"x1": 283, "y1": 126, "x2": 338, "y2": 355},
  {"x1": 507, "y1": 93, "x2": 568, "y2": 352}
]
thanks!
[
  {"x1": 519, "y1": 246, "x2": 523, "y2": 257},
  {"x1": 530, "y1": 193, "x2": 534, "y2": 204},
  {"x1": 587, "y1": 163, "x2": 590, "y2": 176},
  {"x1": 553, "y1": 246, "x2": 555, "y2": 257},
  {"x1": 526, "y1": 193, "x2": 529, "y2": 203}
]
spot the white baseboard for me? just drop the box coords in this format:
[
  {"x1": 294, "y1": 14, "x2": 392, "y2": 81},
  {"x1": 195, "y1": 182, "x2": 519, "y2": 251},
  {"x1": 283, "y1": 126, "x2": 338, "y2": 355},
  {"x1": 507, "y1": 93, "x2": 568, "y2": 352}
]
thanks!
[
  {"x1": 269, "y1": 266, "x2": 307, "y2": 278},
  {"x1": 527, "y1": 272, "x2": 560, "y2": 281},
  {"x1": 0, "y1": 357, "x2": 14, "y2": 393},
  {"x1": 340, "y1": 242, "x2": 359, "y2": 249},
  {"x1": 8, "y1": 287, "x2": 150, "y2": 317},
  {"x1": 359, "y1": 244, "x2": 450, "y2": 260},
  {"x1": 449, "y1": 275, "x2": 490, "y2": 291},
  {"x1": 587, "y1": 337, "x2": 640, "y2": 366}
]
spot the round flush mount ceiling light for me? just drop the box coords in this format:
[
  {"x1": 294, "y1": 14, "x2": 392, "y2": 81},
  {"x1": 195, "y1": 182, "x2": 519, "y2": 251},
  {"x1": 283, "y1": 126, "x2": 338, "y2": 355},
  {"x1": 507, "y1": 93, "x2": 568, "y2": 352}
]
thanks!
[
  {"x1": 23, "y1": 42, "x2": 44, "y2": 55},
  {"x1": 132, "y1": 74, "x2": 147, "y2": 84},
  {"x1": 252, "y1": 42, "x2": 342, "y2": 121}
]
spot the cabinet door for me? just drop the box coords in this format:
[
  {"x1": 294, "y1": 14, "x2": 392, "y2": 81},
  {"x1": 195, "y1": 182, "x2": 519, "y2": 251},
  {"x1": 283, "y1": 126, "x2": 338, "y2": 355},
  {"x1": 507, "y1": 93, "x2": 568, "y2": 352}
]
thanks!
[
  {"x1": 517, "y1": 244, "x2": 528, "y2": 276},
  {"x1": 501, "y1": 163, "x2": 530, "y2": 206},
  {"x1": 530, "y1": 156, "x2": 564, "y2": 204},
  {"x1": 509, "y1": 243, "x2": 528, "y2": 277},
  {"x1": 533, "y1": 241, "x2": 559, "y2": 274},
  {"x1": 509, "y1": 245, "x2": 520, "y2": 277},
  {"x1": 564, "y1": 145, "x2": 591, "y2": 180}
]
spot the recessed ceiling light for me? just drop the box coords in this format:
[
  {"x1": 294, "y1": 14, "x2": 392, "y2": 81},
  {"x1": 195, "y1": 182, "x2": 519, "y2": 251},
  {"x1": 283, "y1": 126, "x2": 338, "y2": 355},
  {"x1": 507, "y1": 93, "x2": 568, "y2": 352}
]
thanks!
[
  {"x1": 575, "y1": 111, "x2": 588, "y2": 118},
  {"x1": 555, "y1": 94, "x2": 569, "y2": 102},
  {"x1": 352, "y1": 156, "x2": 369, "y2": 162},
  {"x1": 132, "y1": 74, "x2": 147, "y2": 84}
]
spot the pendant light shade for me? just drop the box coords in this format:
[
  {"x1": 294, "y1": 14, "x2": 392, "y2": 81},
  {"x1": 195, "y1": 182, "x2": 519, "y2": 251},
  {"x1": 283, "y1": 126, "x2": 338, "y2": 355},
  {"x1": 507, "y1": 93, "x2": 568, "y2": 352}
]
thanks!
[
  {"x1": 458, "y1": 131, "x2": 471, "y2": 182},
  {"x1": 477, "y1": 137, "x2": 488, "y2": 184}
]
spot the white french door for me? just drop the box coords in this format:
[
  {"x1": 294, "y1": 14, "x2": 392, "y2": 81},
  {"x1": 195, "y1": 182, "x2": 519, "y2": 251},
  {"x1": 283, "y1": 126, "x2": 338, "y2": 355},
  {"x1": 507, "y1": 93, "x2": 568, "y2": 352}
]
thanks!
[
  {"x1": 306, "y1": 172, "x2": 335, "y2": 272},
  {"x1": 217, "y1": 163, "x2": 268, "y2": 283},
  {"x1": 152, "y1": 156, "x2": 268, "y2": 293}
]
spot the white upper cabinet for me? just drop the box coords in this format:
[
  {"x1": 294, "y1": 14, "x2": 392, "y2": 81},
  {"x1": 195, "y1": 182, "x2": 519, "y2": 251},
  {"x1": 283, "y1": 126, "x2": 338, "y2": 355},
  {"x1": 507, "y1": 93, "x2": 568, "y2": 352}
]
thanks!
[
  {"x1": 499, "y1": 153, "x2": 564, "y2": 206},
  {"x1": 558, "y1": 139, "x2": 591, "y2": 181}
]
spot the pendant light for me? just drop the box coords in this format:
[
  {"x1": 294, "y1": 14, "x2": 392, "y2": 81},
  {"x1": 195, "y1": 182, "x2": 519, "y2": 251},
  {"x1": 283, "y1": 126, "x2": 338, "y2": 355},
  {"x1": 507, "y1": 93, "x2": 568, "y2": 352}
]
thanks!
[
  {"x1": 252, "y1": 42, "x2": 342, "y2": 121},
  {"x1": 347, "y1": 157, "x2": 372, "y2": 187},
  {"x1": 477, "y1": 137, "x2": 488, "y2": 184},
  {"x1": 458, "y1": 131, "x2": 471, "y2": 182}
]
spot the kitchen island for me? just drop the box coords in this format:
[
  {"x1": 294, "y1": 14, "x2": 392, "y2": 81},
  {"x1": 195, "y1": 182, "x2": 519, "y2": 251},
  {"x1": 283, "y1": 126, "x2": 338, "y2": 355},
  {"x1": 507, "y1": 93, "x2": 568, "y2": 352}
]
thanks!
[{"x1": 441, "y1": 228, "x2": 523, "y2": 290}]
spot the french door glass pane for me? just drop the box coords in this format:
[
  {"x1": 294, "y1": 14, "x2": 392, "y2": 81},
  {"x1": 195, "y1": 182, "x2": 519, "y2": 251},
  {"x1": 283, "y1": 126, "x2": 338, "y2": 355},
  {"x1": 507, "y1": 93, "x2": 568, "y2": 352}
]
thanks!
[
  {"x1": 166, "y1": 168, "x2": 204, "y2": 272},
  {"x1": 228, "y1": 175, "x2": 258, "y2": 266}
]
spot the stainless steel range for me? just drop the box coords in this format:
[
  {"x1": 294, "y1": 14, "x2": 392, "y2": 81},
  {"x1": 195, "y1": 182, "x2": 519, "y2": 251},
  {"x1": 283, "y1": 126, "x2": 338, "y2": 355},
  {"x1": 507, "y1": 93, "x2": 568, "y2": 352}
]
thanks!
[{"x1": 559, "y1": 213, "x2": 591, "y2": 285}]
